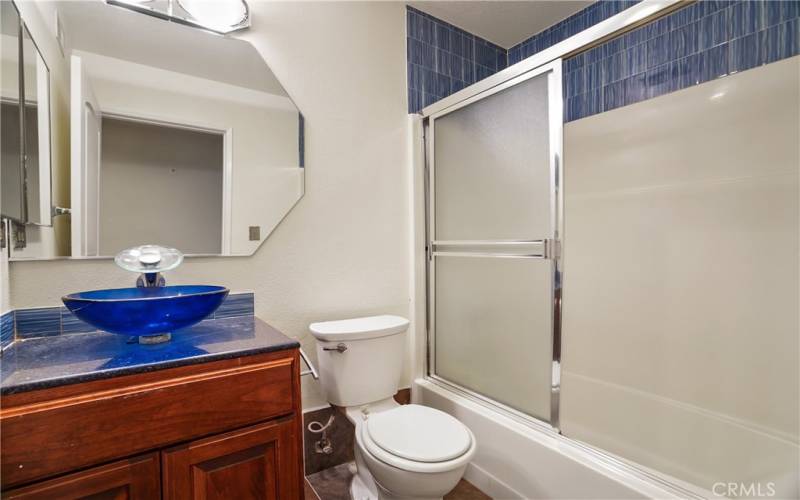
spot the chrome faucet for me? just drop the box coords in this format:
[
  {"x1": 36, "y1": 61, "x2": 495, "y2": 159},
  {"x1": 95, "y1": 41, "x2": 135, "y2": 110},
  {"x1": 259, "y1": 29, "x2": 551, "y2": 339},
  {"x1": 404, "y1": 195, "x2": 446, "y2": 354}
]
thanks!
[{"x1": 137, "y1": 272, "x2": 166, "y2": 288}]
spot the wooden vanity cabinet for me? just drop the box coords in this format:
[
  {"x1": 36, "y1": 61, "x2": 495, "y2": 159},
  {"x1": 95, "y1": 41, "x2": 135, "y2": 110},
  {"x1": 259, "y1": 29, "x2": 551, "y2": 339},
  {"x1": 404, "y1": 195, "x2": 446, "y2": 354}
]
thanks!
[{"x1": 1, "y1": 349, "x2": 304, "y2": 500}]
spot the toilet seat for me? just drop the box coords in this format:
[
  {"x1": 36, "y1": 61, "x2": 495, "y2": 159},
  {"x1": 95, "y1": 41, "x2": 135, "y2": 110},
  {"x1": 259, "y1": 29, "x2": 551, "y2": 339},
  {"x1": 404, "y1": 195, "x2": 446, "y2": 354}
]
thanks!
[
  {"x1": 367, "y1": 405, "x2": 472, "y2": 462},
  {"x1": 360, "y1": 404, "x2": 476, "y2": 474}
]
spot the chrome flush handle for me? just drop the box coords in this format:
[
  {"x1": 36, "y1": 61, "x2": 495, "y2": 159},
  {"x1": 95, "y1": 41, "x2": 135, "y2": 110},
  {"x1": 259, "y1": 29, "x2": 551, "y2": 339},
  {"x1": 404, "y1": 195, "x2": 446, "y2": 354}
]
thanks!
[{"x1": 323, "y1": 343, "x2": 348, "y2": 353}]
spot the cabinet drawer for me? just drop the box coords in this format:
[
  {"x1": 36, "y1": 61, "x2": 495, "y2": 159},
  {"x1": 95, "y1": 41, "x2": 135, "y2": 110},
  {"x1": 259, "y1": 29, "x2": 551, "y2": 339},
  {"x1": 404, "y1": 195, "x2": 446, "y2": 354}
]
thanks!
[
  {"x1": 1, "y1": 354, "x2": 296, "y2": 488},
  {"x1": 5, "y1": 453, "x2": 159, "y2": 500}
]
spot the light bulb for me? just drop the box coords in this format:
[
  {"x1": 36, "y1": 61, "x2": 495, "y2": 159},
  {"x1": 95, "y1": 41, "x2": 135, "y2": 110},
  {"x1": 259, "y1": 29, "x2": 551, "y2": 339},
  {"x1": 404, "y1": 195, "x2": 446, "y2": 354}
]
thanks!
[{"x1": 177, "y1": 0, "x2": 248, "y2": 31}]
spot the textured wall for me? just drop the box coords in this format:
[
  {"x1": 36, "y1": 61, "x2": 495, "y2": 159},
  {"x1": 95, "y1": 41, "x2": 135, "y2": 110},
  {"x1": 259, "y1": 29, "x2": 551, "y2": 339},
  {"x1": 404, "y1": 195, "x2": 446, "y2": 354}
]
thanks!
[{"x1": 8, "y1": 2, "x2": 412, "y2": 410}]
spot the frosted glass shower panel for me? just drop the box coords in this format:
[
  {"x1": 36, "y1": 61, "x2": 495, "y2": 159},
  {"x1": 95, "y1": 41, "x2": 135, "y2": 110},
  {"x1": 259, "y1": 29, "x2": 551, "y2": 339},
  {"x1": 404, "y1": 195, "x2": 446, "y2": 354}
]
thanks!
[
  {"x1": 433, "y1": 74, "x2": 552, "y2": 241},
  {"x1": 434, "y1": 256, "x2": 553, "y2": 420}
]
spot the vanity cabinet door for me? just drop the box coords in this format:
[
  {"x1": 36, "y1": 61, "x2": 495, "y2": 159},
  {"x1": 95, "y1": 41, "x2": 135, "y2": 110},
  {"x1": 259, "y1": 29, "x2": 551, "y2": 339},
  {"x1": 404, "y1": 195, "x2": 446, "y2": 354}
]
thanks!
[
  {"x1": 162, "y1": 417, "x2": 301, "y2": 500},
  {"x1": 4, "y1": 453, "x2": 159, "y2": 500}
]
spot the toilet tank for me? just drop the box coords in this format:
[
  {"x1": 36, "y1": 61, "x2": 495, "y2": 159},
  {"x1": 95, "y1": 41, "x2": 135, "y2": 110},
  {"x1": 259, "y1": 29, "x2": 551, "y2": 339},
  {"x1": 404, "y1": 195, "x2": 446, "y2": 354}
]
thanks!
[{"x1": 310, "y1": 315, "x2": 409, "y2": 407}]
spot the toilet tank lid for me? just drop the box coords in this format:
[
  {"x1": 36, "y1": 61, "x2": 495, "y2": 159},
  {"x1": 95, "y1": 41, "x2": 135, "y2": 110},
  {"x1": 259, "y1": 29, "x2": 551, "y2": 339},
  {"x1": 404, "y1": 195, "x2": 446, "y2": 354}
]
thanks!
[{"x1": 309, "y1": 315, "x2": 409, "y2": 341}]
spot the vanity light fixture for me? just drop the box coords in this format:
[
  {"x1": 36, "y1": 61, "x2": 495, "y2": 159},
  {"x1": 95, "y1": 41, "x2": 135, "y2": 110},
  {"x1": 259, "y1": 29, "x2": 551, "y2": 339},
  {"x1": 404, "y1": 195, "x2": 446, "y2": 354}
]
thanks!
[{"x1": 106, "y1": 0, "x2": 250, "y2": 34}]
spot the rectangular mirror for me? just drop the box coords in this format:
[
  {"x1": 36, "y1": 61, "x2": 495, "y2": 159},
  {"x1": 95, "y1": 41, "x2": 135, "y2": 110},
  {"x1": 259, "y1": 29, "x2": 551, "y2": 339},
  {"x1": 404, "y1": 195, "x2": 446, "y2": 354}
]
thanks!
[{"x1": 1, "y1": 1, "x2": 24, "y2": 222}]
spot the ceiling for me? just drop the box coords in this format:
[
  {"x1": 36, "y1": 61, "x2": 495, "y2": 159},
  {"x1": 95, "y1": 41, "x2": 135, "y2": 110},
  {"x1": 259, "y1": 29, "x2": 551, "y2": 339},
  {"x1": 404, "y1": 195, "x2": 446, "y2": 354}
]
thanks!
[{"x1": 409, "y1": 1, "x2": 592, "y2": 48}]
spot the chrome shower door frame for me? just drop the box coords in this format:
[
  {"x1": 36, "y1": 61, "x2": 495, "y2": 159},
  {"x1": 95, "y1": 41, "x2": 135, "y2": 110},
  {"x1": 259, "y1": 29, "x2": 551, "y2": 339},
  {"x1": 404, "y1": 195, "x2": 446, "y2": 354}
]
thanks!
[{"x1": 423, "y1": 59, "x2": 564, "y2": 431}]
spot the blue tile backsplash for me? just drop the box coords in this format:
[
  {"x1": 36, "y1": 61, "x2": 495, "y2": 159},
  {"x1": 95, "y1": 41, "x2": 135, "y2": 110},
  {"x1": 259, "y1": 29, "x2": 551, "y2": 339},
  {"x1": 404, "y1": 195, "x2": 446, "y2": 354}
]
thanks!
[
  {"x1": 407, "y1": 6, "x2": 507, "y2": 112},
  {"x1": 214, "y1": 292, "x2": 255, "y2": 319},
  {"x1": 407, "y1": 1, "x2": 800, "y2": 121},
  {"x1": 61, "y1": 306, "x2": 97, "y2": 335},
  {"x1": 4, "y1": 292, "x2": 255, "y2": 344},
  {"x1": 15, "y1": 307, "x2": 62, "y2": 339}
]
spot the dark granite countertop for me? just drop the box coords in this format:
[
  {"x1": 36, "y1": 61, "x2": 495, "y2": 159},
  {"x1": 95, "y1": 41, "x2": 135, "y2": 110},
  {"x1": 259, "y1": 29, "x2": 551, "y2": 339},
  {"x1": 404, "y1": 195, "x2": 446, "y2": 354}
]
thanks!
[{"x1": 0, "y1": 316, "x2": 300, "y2": 396}]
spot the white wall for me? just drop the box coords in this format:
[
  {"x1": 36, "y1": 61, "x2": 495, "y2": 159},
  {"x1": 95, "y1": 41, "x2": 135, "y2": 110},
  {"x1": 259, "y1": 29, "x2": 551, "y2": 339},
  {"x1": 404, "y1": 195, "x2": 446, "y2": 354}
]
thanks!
[
  {"x1": 8, "y1": 1, "x2": 411, "y2": 410},
  {"x1": 561, "y1": 56, "x2": 800, "y2": 496}
]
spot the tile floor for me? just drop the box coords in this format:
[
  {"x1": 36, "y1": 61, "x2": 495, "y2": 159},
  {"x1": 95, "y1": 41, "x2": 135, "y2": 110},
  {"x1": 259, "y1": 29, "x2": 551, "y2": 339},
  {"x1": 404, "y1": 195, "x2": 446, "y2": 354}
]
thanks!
[{"x1": 305, "y1": 462, "x2": 490, "y2": 500}]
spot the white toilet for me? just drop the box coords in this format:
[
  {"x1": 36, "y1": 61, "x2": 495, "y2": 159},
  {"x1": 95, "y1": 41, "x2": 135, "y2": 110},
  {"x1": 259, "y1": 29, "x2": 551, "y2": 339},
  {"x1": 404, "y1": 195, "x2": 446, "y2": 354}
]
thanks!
[{"x1": 310, "y1": 315, "x2": 476, "y2": 500}]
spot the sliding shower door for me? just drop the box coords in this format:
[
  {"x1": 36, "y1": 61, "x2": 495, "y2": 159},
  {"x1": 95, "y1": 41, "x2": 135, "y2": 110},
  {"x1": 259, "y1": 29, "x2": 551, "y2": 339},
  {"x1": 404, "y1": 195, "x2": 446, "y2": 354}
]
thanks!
[{"x1": 425, "y1": 61, "x2": 562, "y2": 425}]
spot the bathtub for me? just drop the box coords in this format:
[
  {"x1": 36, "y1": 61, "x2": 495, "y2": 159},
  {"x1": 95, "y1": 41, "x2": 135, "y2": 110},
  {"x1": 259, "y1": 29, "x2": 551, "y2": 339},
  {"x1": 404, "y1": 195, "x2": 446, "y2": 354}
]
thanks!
[{"x1": 413, "y1": 378, "x2": 710, "y2": 500}]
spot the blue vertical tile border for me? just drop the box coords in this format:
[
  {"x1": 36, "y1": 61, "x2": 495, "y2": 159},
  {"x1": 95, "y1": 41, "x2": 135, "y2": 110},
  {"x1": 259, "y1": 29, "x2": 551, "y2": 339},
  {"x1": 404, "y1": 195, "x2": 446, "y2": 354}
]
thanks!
[
  {"x1": 1, "y1": 311, "x2": 14, "y2": 351},
  {"x1": 561, "y1": 0, "x2": 800, "y2": 121},
  {"x1": 3, "y1": 292, "x2": 255, "y2": 343},
  {"x1": 407, "y1": 6, "x2": 507, "y2": 113},
  {"x1": 298, "y1": 113, "x2": 305, "y2": 168}
]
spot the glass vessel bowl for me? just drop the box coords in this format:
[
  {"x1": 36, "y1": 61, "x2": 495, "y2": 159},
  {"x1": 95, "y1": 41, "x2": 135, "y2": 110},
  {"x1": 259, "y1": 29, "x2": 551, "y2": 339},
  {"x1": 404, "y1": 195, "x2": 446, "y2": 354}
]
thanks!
[{"x1": 62, "y1": 285, "x2": 229, "y2": 338}]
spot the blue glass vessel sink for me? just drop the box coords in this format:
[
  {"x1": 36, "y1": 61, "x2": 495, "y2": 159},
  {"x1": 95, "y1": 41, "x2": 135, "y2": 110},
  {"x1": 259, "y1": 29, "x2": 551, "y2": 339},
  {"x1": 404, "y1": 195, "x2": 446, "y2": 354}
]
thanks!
[{"x1": 62, "y1": 285, "x2": 229, "y2": 340}]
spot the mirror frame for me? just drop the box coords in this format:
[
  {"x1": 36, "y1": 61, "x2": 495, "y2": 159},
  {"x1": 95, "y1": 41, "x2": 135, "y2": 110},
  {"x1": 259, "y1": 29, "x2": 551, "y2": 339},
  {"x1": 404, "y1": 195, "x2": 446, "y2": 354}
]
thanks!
[{"x1": 21, "y1": 21, "x2": 54, "y2": 227}]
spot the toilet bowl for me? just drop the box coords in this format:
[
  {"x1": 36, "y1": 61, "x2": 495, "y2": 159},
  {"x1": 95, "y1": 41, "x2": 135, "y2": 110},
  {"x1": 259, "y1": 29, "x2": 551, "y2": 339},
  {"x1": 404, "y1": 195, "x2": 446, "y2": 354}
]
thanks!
[
  {"x1": 310, "y1": 316, "x2": 476, "y2": 500},
  {"x1": 350, "y1": 401, "x2": 477, "y2": 500}
]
